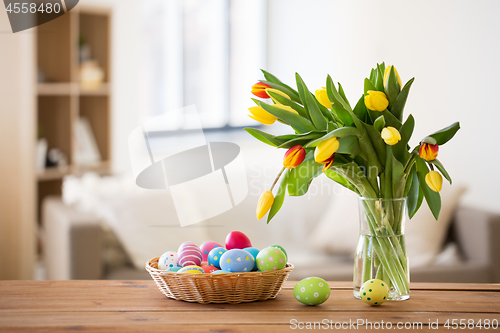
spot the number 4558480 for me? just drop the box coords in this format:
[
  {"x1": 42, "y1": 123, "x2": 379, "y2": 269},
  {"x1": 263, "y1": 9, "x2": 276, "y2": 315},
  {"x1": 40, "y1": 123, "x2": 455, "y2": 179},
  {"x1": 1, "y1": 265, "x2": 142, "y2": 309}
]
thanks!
[
  {"x1": 6, "y1": 2, "x2": 62, "y2": 14},
  {"x1": 444, "y1": 319, "x2": 498, "y2": 330}
]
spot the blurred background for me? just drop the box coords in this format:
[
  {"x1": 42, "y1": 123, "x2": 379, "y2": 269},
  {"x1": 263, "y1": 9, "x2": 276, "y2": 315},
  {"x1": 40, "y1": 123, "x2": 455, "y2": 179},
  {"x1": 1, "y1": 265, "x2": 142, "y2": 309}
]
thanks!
[{"x1": 1, "y1": 0, "x2": 499, "y2": 282}]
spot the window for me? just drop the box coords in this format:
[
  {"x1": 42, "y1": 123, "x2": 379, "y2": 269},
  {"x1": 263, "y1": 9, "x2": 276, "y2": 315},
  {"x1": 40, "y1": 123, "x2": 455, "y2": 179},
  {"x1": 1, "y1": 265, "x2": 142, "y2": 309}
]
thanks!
[{"x1": 139, "y1": 0, "x2": 267, "y2": 131}]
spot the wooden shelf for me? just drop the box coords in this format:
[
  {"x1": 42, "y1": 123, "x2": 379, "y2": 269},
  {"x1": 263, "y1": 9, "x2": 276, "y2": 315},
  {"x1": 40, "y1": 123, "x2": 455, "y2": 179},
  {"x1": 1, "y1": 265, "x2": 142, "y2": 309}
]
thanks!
[
  {"x1": 35, "y1": 6, "x2": 112, "y2": 225},
  {"x1": 37, "y1": 161, "x2": 111, "y2": 181},
  {"x1": 37, "y1": 83, "x2": 110, "y2": 96}
]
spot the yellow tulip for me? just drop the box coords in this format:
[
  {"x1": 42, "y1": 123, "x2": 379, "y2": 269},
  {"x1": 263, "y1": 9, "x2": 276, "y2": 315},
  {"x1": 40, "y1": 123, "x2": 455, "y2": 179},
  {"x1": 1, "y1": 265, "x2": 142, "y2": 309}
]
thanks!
[
  {"x1": 315, "y1": 87, "x2": 332, "y2": 109},
  {"x1": 381, "y1": 127, "x2": 401, "y2": 146},
  {"x1": 265, "y1": 88, "x2": 290, "y2": 104},
  {"x1": 383, "y1": 65, "x2": 402, "y2": 88},
  {"x1": 274, "y1": 104, "x2": 298, "y2": 115},
  {"x1": 256, "y1": 190, "x2": 274, "y2": 220},
  {"x1": 364, "y1": 90, "x2": 389, "y2": 111},
  {"x1": 248, "y1": 106, "x2": 277, "y2": 125},
  {"x1": 425, "y1": 171, "x2": 443, "y2": 192},
  {"x1": 314, "y1": 137, "x2": 339, "y2": 163}
]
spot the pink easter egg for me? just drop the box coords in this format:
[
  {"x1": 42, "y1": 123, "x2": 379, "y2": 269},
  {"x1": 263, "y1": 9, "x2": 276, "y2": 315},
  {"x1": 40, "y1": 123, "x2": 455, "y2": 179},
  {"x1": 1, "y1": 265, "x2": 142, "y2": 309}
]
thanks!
[
  {"x1": 225, "y1": 231, "x2": 252, "y2": 250},
  {"x1": 177, "y1": 241, "x2": 203, "y2": 267},
  {"x1": 200, "y1": 241, "x2": 223, "y2": 261},
  {"x1": 201, "y1": 265, "x2": 219, "y2": 273}
]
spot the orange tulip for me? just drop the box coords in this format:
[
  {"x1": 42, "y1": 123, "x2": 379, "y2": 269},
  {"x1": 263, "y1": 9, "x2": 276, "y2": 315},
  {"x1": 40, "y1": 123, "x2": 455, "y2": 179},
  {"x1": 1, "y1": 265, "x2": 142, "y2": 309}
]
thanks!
[
  {"x1": 283, "y1": 145, "x2": 306, "y2": 169},
  {"x1": 251, "y1": 82, "x2": 272, "y2": 99},
  {"x1": 419, "y1": 143, "x2": 439, "y2": 161}
]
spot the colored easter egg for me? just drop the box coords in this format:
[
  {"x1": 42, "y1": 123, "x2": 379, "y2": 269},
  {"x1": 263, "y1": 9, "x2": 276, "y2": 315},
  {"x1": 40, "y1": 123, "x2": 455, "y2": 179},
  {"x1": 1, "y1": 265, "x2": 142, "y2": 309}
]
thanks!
[
  {"x1": 158, "y1": 251, "x2": 179, "y2": 270},
  {"x1": 201, "y1": 265, "x2": 219, "y2": 273},
  {"x1": 211, "y1": 270, "x2": 231, "y2": 274},
  {"x1": 256, "y1": 246, "x2": 286, "y2": 271},
  {"x1": 243, "y1": 247, "x2": 260, "y2": 271},
  {"x1": 177, "y1": 265, "x2": 204, "y2": 274},
  {"x1": 166, "y1": 266, "x2": 182, "y2": 272},
  {"x1": 360, "y1": 279, "x2": 389, "y2": 306},
  {"x1": 270, "y1": 245, "x2": 288, "y2": 261},
  {"x1": 220, "y1": 249, "x2": 255, "y2": 273},
  {"x1": 293, "y1": 277, "x2": 330, "y2": 306},
  {"x1": 200, "y1": 241, "x2": 223, "y2": 262},
  {"x1": 208, "y1": 247, "x2": 227, "y2": 269},
  {"x1": 225, "y1": 231, "x2": 252, "y2": 250},
  {"x1": 177, "y1": 241, "x2": 203, "y2": 267}
]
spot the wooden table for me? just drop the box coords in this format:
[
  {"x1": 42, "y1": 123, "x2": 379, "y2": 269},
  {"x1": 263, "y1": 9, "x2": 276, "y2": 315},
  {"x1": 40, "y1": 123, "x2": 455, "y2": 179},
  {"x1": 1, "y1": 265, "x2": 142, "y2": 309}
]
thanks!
[{"x1": 0, "y1": 281, "x2": 499, "y2": 332}]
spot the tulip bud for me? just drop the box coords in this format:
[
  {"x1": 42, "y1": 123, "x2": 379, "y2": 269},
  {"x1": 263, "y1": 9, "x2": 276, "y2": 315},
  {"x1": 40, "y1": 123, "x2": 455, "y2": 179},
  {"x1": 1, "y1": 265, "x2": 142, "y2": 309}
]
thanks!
[
  {"x1": 322, "y1": 155, "x2": 335, "y2": 172},
  {"x1": 248, "y1": 106, "x2": 277, "y2": 125},
  {"x1": 419, "y1": 143, "x2": 439, "y2": 161},
  {"x1": 256, "y1": 190, "x2": 274, "y2": 220},
  {"x1": 251, "y1": 82, "x2": 272, "y2": 99},
  {"x1": 314, "y1": 137, "x2": 339, "y2": 163},
  {"x1": 425, "y1": 171, "x2": 443, "y2": 192},
  {"x1": 364, "y1": 90, "x2": 389, "y2": 112},
  {"x1": 265, "y1": 88, "x2": 290, "y2": 104},
  {"x1": 315, "y1": 87, "x2": 332, "y2": 109},
  {"x1": 383, "y1": 65, "x2": 402, "y2": 88},
  {"x1": 283, "y1": 145, "x2": 306, "y2": 169},
  {"x1": 381, "y1": 126, "x2": 401, "y2": 146}
]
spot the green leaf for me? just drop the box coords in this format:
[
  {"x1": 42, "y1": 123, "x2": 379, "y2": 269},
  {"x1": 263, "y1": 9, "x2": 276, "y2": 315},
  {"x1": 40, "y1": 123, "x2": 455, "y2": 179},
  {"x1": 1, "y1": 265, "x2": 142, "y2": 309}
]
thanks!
[
  {"x1": 406, "y1": 166, "x2": 423, "y2": 218},
  {"x1": 369, "y1": 68, "x2": 377, "y2": 84},
  {"x1": 304, "y1": 127, "x2": 361, "y2": 148},
  {"x1": 375, "y1": 64, "x2": 385, "y2": 91},
  {"x1": 363, "y1": 123, "x2": 386, "y2": 167},
  {"x1": 244, "y1": 128, "x2": 282, "y2": 147},
  {"x1": 390, "y1": 147, "x2": 406, "y2": 198},
  {"x1": 295, "y1": 73, "x2": 328, "y2": 130},
  {"x1": 331, "y1": 162, "x2": 378, "y2": 198},
  {"x1": 373, "y1": 115, "x2": 386, "y2": 132},
  {"x1": 422, "y1": 136, "x2": 437, "y2": 145},
  {"x1": 287, "y1": 152, "x2": 323, "y2": 196},
  {"x1": 266, "y1": 91, "x2": 309, "y2": 120},
  {"x1": 267, "y1": 169, "x2": 289, "y2": 223},
  {"x1": 326, "y1": 76, "x2": 354, "y2": 127},
  {"x1": 259, "y1": 80, "x2": 301, "y2": 104},
  {"x1": 338, "y1": 83, "x2": 351, "y2": 109},
  {"x1": 428, "y1": 122, "x2": 460, "y2": 145},
  {"x1": 261, "y1": 69, "x2": 300, "y2": 97},
  {"x1": 381, "y1": 110, "x2": 402, "y2": 129},
  {"x1": 337, "y1": 135, "x2": 361, "y2": 157},
  {"x1": 364, "y1": 78, "x2": 377, "y2": 94},
  {"x1": 353, "y1": 95, "x2": 369, "y2": 123},
  {"x1": 392, "y1": 114, "x2": 414, "y2": 164},
  {"x1": 324, "y1": 169, "x2": 358, "y2": 194},
  {"x1": 416, "y1": 157, "x2": 441, "y2": 220},
  {"x1": 429, "y1": 158, "x2": 452, "y2": 184},
  {"x1": 277, "y1": 132, "x2": 326, "y2": 149},
  {"x1": 384, "y1": 66, "x2": 400, "y2": 108},
  {"x1": 256, "y1": 100, "x2": 315, "y2": 133},
  {"x1": 390, "y1": 78, "x2": 414, "y2": 121}
]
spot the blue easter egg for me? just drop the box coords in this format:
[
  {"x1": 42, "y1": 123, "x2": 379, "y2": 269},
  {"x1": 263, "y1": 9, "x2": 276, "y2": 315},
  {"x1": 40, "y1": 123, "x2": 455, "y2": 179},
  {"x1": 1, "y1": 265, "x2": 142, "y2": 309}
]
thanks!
[
  {"x1": 243, "y1": 247, "x2": 260, "y2": 271},
  {"x1": 220, "y1": 249, "x2": 255, "y2": 273},
  {"x1": 208, "y1": 247, "x2": 227, "y2": 269},
  {"x1": 211, "y1": 270, "x2": 231, "y2": 274}
]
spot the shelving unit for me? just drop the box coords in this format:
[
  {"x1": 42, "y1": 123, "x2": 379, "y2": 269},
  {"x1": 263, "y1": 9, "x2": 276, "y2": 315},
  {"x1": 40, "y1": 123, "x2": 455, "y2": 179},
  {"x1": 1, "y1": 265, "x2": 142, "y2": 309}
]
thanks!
[{"x1": 35, "y1": 6, "x2": 112, "y2": 220}]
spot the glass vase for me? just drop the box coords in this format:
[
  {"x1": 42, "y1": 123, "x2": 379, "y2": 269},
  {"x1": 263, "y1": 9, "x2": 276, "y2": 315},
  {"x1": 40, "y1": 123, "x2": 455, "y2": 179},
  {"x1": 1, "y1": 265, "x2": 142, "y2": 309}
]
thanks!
[{"x1": 353, "y1": 197, "x2": 410, "y2": 301}]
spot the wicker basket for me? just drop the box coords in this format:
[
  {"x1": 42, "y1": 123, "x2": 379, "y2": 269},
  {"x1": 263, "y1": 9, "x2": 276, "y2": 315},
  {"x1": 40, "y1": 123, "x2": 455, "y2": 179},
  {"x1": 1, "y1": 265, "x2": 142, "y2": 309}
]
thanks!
[{"x1": 145, "y1": 257, "x2": 294, "y2": 304}]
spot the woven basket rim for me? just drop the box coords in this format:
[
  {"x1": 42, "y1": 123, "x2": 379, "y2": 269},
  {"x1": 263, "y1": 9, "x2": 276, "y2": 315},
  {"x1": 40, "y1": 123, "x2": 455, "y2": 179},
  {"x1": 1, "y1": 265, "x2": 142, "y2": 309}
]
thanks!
[{"x1": 146, "y1": 256, "x2": 294, "y2": 277}]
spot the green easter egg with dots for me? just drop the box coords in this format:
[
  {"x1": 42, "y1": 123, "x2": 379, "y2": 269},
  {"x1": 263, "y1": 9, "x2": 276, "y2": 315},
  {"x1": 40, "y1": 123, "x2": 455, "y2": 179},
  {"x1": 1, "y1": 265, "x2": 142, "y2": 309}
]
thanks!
[
  {"x1": 293, "y1": 277, "x2": 330, "y2": 306},
  {"x1": 360, "y1": 279, "x2": 389, "y2": 306},
  {"x1": 270, "y1": 245, "x2": 288, "y2": 261},
  {"x1": 256, "y1": 247, "x2": 286, "y2": 271}
]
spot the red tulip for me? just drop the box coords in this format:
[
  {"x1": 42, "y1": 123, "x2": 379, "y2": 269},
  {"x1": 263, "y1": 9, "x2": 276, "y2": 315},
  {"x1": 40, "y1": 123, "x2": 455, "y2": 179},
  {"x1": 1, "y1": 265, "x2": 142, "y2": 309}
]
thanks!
[
  {"x1": 419, "y1": 143, "x2": 439, "y2": 161},
  {"x1": 283, "y1": 145, "x2": 306, "y2": 169},
  {"x1": 251, "y1": 82, "x2": 271, "y2": 99}
]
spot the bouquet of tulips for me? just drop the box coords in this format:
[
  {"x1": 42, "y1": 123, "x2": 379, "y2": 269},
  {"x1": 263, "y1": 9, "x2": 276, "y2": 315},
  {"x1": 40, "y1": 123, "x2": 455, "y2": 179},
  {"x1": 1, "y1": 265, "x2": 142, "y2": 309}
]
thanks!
[{"x1": 246, "y1": 63, "x2": 460, "y2": 298}]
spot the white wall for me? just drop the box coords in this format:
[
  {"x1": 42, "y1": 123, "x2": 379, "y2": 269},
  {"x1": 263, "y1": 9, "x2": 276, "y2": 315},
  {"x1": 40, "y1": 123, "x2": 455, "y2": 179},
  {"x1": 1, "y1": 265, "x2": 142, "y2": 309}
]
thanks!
[{"x1": 268, "y1": 0, "x2": 500, "y2": 213}]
